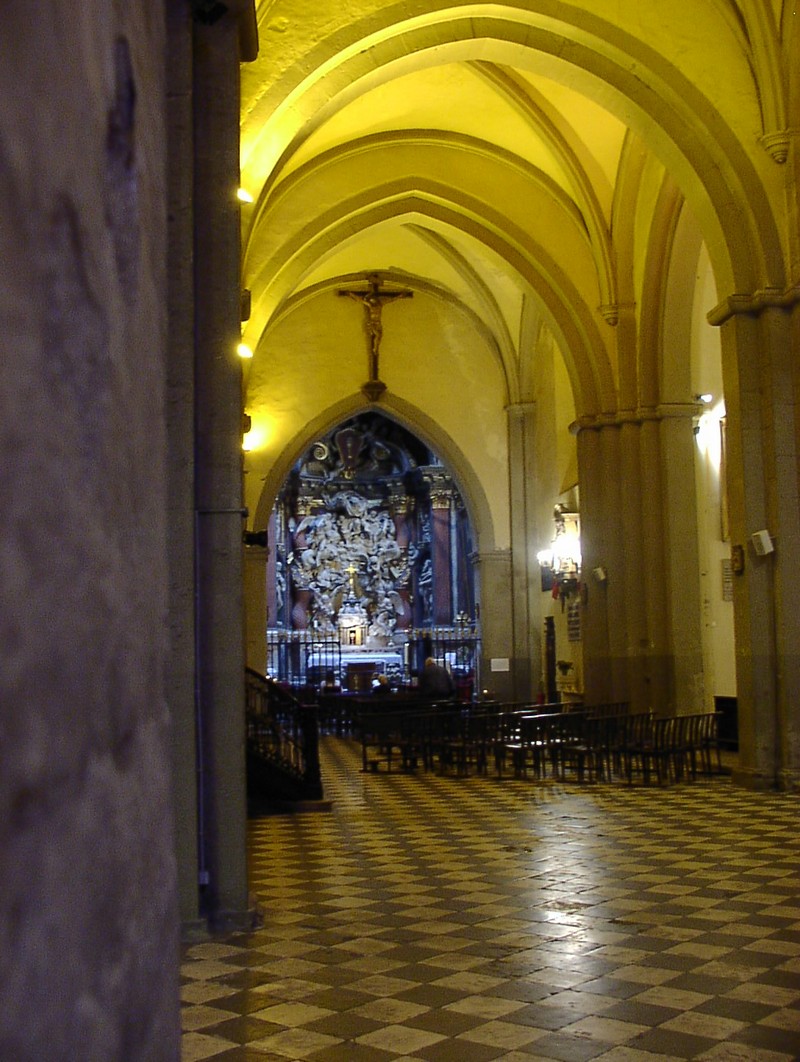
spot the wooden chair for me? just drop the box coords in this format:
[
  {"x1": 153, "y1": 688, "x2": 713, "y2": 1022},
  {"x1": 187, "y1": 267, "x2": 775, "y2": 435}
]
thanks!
[
  {"x1": 697, "y1": 711, "x2": 724, "y2": 775},
  {"x1": 358, "y1": 711, "x2": 405, "y2": 772},
  {"x1": 559, "y1": 713, "x2": 610, "y2": 783},
  {"x1": 631, "y1": 716, "x2": 674, "y2": 785}
]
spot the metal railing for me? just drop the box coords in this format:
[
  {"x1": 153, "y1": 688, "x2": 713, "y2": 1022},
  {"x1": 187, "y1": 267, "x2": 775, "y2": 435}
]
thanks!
[
  {"x1": 245, "y1": 668, "x2": 323, "y2": 802},
  {"x1": 266, "y1": 625, "x2": 480, "y2": 696}
]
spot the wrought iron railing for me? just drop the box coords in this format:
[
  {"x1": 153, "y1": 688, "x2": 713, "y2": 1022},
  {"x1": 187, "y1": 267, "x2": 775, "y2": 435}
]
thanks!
[
  {"x1": 245, "y1": 668, "x2": 323, "y2": 802},
  {"x1": 266, "y1": 625, "x2": 480, "y2": 697}
]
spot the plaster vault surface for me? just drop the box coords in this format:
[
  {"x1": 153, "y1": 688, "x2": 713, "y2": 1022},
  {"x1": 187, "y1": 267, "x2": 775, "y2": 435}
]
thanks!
[{"x1": 238, "y1": 1, "x2": 794, "y2": 554}]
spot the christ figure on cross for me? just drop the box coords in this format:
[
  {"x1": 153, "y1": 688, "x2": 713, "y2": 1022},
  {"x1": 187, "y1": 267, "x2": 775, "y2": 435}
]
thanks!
[{"x1": 338, "y1": 274, "x2": 413, "y2": 398}]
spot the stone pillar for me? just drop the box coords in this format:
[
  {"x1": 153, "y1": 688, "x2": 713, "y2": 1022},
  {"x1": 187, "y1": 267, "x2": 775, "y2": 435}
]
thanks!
[
  {"x1": 639, "y1": 415, "x2": 672, "y2": 716},
  {"x1": 507, "y1": 402, "x2": 541, "y2": 700},
  {"x1": 244, "y1": 544, "x2": 268, "y2": 674},
  {"x1": 658, "y1": 406, "x2": 705, "y2": 715},
  {"x1": 577, "y1": 422, "x2": 629, "y2": 705},
  {"x1": 193, "y1": 14, "x2": 250, "y2": 928},
  {"x1": 617, "y1": 417, "x2": 649, "y2": 710},
  {"x1": 476, "y1": 549, "x2": 514, "y2": 701},
  {"x1": 718, "y1": 304, "x2": 800, "y2": 790},
  {"x1": 1, "y1": 2, "x2": 180, "y2": 1055},
  {"x1": 165, "y1": 0, "x2": 202, "y2": 933},
  {"x1": 579, "y1": 410, "x2": 705, "y2": 716}
]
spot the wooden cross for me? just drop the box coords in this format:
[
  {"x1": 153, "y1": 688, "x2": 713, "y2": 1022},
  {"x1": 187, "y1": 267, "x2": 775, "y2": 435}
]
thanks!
[{"x1": 338, "y1": 274, "x2": 413, "y2": 401}]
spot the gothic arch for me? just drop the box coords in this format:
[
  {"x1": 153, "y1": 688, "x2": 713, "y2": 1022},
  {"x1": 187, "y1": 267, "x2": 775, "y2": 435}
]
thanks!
[
  {"x1": 254, "y1": 393, "x2": 498, "y2": 555},
  {"x1": 243, "y1": 3, "x2": 785, "y2": 296},
  {"x1": 245, "y1": 184, "x2": 613, "y2": 418}
]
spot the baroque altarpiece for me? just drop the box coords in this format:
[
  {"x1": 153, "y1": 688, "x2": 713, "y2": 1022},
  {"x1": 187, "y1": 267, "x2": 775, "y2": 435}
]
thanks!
[{"x1": 266, "y1": 413, "x2": 477, "y2": 687}]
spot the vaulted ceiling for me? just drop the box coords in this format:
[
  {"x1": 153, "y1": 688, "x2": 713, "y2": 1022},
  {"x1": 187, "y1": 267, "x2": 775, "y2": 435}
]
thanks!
[{"x1": 238, "y1": 1, "x2": 793, "y2": 544}]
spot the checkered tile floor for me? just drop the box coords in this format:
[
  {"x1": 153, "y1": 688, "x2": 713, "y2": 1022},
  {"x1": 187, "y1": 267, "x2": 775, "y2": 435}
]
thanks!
[{"x1": 182, "y1": 737, "x2": 800, "y2": 1061}]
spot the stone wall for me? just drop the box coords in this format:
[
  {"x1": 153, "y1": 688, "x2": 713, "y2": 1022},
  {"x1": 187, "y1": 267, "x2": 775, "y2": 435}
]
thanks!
[{"x1": 0, "y1": 3, "x2": 180, "y2": 1058}]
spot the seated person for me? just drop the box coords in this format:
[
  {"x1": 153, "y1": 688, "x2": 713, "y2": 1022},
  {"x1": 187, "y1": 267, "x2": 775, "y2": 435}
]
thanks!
[
  {"x1": 371, "y1": 673, "x2": 392, "y2": 696},
  {"x1": 319, "y1": 669, "x2": 341, "y2": 694},
  {"x1": 418, "y1": 657, "x2": 455, "y2": 700}
]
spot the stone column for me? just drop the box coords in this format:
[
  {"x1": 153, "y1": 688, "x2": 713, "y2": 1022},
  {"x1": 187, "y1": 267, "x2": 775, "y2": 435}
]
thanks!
[
  {"x1": 639, "y1": 414, "x2": 671, "y2": 716},
  {"x1": 579, "y1": 410, "x2": 705, "y2": 716},
  {"x1": 658, "y1": 405, "x2": 705, "y2": 715},
  {"x1": 193, "y1": 13, "x2": 250, "y2": 929},
  {"x1": 717, "y1": 303, "x2": 800, "y2": 790},
  {"x1": 166, "y1": 0, "x2": 202, "y2": 933},
  {"x1": 244, "y1": 543, "x2": 268, "y2": 674},
  {"x1": 1, "y1": 3, "x2": 180, "y2": 1055},
  {"x1": 577, "y1": 421, "x2": 628, "y2": 704},
  {"x1": 507, "y1": 402, "x2": 540, "y2": 700},
  {"x1": 617, "y1": 416, "x2": 649, "y2": 710},
  {"x1": 476, "y1": 549, "x2": 514, "y2": 701}
]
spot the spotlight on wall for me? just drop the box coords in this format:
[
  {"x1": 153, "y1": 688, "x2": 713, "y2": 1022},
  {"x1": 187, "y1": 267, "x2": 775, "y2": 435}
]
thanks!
[
  {"x1": 237, "y1": 187, "x2": 254, "y2": 203},
  {"x1": 693, "y1": 392, "x2": 713, "y2": 404}
]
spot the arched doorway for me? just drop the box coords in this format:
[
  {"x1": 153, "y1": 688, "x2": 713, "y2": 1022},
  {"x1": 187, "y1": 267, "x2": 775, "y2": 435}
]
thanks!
[{"x1": 266, "y1": 412, "x2": 479, "y2": 698}]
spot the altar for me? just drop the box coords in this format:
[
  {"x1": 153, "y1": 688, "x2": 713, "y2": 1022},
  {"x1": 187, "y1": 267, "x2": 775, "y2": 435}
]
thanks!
[{"x1": 307, "y1": 646, "x2": 405, "y2": 692}]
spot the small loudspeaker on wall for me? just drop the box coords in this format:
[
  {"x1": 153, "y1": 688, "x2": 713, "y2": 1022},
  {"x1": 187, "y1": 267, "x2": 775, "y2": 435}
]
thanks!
[{"x1": 751, "y1": 529, "x2": 774, "y2": 556}]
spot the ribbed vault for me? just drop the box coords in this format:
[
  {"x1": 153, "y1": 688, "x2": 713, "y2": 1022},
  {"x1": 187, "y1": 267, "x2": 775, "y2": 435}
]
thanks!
[{"x1": 240, "y1": 0, "x2": 794, "y2": 566}]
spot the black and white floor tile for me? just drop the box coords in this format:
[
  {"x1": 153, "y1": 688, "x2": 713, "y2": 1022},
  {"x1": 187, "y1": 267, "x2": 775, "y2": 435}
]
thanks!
[{"x1": 181, "y1": 737, "x2": 800, "y2": 1061}]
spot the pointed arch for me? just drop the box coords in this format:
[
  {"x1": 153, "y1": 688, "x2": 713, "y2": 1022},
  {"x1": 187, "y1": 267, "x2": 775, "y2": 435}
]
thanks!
[
  {"x1": 253, "y1": 393, "x2": 498, "y2": 555},
  {"x1": 243, "y1": 3, "x2": 784, "y2": 295},
  {"x1": 245, "y1": 182, "x2": 613, "y2": 418}
]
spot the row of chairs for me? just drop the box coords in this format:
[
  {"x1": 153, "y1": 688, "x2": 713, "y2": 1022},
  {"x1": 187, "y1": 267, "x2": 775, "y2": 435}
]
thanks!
[
  {"x1": 358, "y1": 700, "x2": 567, "y2": 774},
  {"x1": 357, "y1": 703, "x2": 724, "y2": 785},
  {"x1": 501, "y1": 710, "x2": 723, "y2": 785}
]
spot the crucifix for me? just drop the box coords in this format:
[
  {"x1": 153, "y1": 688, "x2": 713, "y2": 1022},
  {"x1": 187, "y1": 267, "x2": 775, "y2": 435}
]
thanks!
[
  {"x1": 338, "y1": 273, "x2": 413, "y2": 401},
  {"x1": 345, "y1": 561, "x2": 359, "y2": 593}
]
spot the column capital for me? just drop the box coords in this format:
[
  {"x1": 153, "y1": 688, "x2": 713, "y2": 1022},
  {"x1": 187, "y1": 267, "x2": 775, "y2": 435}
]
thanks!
[
  {"x1": 707, "y1": 283, "x2": 800, "y2": 326},
  {"x1": 429, "y1": 489, "x2": 452, "y2": 509},
  {"x1": 423, "y1": 469, "x2": 454, "y2": 508},
  {"x1": 505, "y1": 401, "x2": 537, "y2": 418},
  {"x1": 570, "y1": 403, "x2": 700, "y2": 434},
  {"x1": 474, "y1": 547, "x2": 512, "y2": 564},
  {"x1": 758, "y1": 128, "x2": 799, "y2": 164},
  {"x1": 597, "y1": 301, "x2": 636, "y2": 326}
]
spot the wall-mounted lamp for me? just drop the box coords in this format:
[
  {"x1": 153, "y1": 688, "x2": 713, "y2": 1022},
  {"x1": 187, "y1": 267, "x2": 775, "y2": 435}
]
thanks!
[
  {"x1": 237, "y1": 187, "x2": 254, "y2": 203},
  {"x1": 539, "y1": 506, "x2": 581, "y2": 597},
  {"x1": 237, "y1": 342, "x2": 253, "y2": 359},
  {"x1": 242, "y1": 413, "x2": 267, "y2": 453},
  {"x1": 693, "y1": 392, "x2": 713, "y2": 404},
  {"x1": 751, "y1": 529, "x2": 774, "y2": 556}
]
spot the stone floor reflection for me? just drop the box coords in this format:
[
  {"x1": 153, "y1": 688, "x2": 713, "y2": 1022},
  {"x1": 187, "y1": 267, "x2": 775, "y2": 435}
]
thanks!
[{"x1": 182, "y1": 736, "x2": 800, "y2": 1061}]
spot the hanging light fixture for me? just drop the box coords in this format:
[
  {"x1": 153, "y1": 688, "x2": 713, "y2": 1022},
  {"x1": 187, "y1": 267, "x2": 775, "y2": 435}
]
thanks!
[{"x1": 538, "y1": 505, "x2": 582, "y2": 597}]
